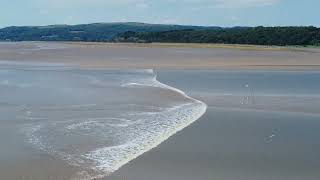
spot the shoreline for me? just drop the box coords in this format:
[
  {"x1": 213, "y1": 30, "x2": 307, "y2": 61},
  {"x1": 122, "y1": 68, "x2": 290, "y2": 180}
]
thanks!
[
  {"x1": 0, "y1": 42, "x2": 320, "y2": 71},
  {"x1": 3, "y1": 41, "x2": 320, "y2": 51}
]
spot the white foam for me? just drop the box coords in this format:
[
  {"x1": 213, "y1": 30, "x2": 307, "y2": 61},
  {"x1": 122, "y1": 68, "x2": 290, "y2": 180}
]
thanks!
[
  {"x1": 19, "y1": 68, "x2": 207, "y2": 180},
  {"x1": 84, "y1": 102, "x2": 206, "y2": 175},
  {"x1": 121, "y1": 69, "x2": 187, "y2": 96},
  {"x1": 22, "y1": 124, "x2": 47, "y2": 152},
  {"x1": 83, "y1": 69, "x2": 207, "y2": 177},
  {"x1": 66, "y1": 118, "x2": 133, "y2": 130}
]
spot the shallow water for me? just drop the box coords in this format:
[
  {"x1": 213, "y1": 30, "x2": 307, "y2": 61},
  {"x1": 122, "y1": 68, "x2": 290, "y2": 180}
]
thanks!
[
  {"x1": 0, "y1": 63, "x2": 206, "y2": 179},
  {"x1": 139, "y1": 69, "x2": 320, "y2": 180},
  {"x1": 106, "y1": 69, "x2": 320, "y2": 180},
  {"x1": 158, "y1": 70, "x2": 320, "y2": 114}
]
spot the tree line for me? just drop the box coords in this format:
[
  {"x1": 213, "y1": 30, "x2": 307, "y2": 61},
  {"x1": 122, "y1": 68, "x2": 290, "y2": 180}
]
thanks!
[
  {"x1": 1, "y1": 23, "x2": 319, "y2": 46},
  {"x1": 0, "y1": 23, "x2": 211, "y2": 42},
  {"x1": 116, "y1": 26, "x2": 320, "y2": 46}
]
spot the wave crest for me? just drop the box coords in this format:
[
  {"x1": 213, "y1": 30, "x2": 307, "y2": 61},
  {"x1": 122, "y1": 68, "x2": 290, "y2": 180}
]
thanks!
[{"x1": 18, "y1": 68, "x2": 207, "y2": 180}]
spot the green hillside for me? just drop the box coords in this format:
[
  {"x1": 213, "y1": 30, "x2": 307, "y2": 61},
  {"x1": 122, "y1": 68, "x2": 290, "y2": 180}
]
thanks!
[{"x1": 0, "y1": 22, "x2": 214, "y2": 42}]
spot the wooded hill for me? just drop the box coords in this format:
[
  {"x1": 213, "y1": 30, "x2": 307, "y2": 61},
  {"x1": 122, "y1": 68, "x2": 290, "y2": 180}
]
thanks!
[
  {"x1": 116, "y1": 26, "x2": 320, "y2": 46},
  {"x1": 1, "y1": 23, "x2": 319, "y2": 46}
]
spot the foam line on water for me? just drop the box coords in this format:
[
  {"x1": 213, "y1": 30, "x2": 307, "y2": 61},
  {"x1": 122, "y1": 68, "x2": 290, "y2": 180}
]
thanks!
[
  {"x1": 84, "y1": 69, "x2": 207, "y2": 178},
  {"x1": 18, "y1": 68, "x2": 207, "y2": 180},
  {"x1": 85, "y1": 102, "x2": 206, "y2": 175}
]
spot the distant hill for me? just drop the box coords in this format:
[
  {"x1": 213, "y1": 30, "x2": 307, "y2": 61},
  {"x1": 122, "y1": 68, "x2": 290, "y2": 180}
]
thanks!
[
  {"x1": 0, "y1": 22, "x2": 218, "y2": 42},
  {"x1": 116, "y1": 26, "x2": 320, "y2": 46},
  {"x1": 0, "y1": 23, "x2": 319, "y2": 46}
]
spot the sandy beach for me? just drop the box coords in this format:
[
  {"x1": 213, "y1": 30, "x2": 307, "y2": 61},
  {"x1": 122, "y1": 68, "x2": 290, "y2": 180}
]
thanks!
[
  {"x1": 1, "y1": 42, "x2": 320, "y2": 70},
  {"x1": 0, "y1": 42, "x2": 320, "y2": 180}
]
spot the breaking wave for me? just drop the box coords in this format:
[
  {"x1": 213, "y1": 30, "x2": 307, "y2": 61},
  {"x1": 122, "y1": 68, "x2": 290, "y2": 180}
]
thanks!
[{"x1": 9, "y1": 68, "x2": 207, "y2": 180}]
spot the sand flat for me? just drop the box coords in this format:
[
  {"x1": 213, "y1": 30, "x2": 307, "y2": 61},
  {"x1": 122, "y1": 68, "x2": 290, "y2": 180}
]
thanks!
[{"x1": 0, "y1": 42, "x2": 320, "y2": 70}]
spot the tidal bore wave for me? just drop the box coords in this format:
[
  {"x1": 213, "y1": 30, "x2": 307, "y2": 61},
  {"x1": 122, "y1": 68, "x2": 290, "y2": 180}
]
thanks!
[
  {"x1": 0, "y1": 65, "x2": 207, "y2": 180},
  {"x1": 84, "y1": 71, "x2": 207, "y2": 179}
]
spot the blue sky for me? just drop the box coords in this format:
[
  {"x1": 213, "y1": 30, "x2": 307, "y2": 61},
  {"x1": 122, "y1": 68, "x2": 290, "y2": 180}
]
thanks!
[{"x1": 1, "y1": 0, "x2": 319, "y2": 27}]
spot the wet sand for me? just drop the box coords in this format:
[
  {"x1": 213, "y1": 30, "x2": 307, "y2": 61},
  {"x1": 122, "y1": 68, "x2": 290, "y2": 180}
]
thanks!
[{"x1": 0, "y1": 42, "x2": 320, "y2": 70}]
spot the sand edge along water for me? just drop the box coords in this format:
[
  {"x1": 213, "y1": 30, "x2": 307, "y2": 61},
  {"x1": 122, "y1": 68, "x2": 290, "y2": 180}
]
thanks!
[{"x1": 0, "y1": 42, "x2": 320, "y2": 70}]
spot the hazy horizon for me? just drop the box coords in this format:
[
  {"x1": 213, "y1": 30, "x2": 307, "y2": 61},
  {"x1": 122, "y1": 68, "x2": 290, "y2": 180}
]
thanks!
[
  {"x1": 1, "y1": 21, "x2": 319, "y2": 29},
  {"x1": 1, "y1": 0, "x2": 319, "y2": 28}
]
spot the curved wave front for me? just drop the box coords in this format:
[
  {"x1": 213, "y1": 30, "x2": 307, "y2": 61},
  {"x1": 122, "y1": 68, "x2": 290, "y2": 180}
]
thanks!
[
  {"x1": 10, "y1": 68, "x2": 208, "y2": 180},
  {"x1": 84, "y1": 70, "x2": 207, "y2": 178}
]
